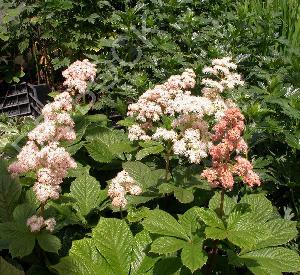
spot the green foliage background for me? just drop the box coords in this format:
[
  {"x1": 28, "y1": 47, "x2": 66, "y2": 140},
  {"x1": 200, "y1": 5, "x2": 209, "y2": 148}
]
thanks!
[{"x1": 0, "y1": 0, "x2": 299, "y2": 274}]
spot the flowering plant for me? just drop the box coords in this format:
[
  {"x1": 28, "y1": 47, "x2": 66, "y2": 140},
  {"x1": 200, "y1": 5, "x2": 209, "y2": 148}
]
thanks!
[{"x1": 0, "y1": 58, "x2": 299, "y2": 275}]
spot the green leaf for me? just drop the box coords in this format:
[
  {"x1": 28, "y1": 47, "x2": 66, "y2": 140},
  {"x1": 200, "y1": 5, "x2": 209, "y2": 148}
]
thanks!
[
  {"x1": 158, "y1": 183, "x2": 175, "y2": 194},
  {"x1": 143, "y1": 209, "x2": 190, "y2": 241},
  {"x1": 153, "y1": 257, "x2": 182, "y2": 275},
  {"x1": 178, "y1": 207, "x2": 203, "y2": 239},
  {"x1": 136, "y1": 144, "x2": 164, "y2": 160},
  {"x1": 70, "y1": 174, "x2": 105, "y2": 216},
  {"x1": 52, "y1": 239, "x2": 114, "y2": 275},
  {"x1": 93, "y1": 218, "x2": 133, "y2": 275},
  {"x1": 131, "y1": 230, "x2": 158, "y2": 275},
  {"x1": 239, "y1": 194, "x2": 274, "y2": 222},
  {"x1": 255, "y1": 219, "x2": 298, "y2": 249},
  {"x1": 13, "y1": 204, "x2": 36, "y2": 224},
  {"x1": 181, "y1": 238, "x2": 207, "y2": 272},
  {"x1": 37, "y1": 232, "x2": 61, "y2": 253},
  {"x1": 205, "y1": 227, "x2": 227, "y2": 240},
  {"x1": 117, "y1": 117, "x2": 135, "y2": 127},
  {"x1": 240, "y1": 247, "x2": 300, "y2": 274},
  {"x1": 195, "y1": 208, "x2": 225, "y2": 229},
  {"x1": 85, "y1": 139, "x2": 114, "y2": 163},
  {"x1": 0, "y1": 203, "x2": 38, "y2": 258},
  {"x1": 226, "y1": 213, "x2": 270, "y2": 249},
  {"x1": 0, "y1": 222, "x2": 35, "y2": 258},
  {"x1": 85, "y1": 129, "x2": 133, "y2": 163},
  {"x1": 150, "y1": 236, "x2": 187, "y2": 254},
  {"x1": 66, "y1": 141, "x2": 85, "y2": 155},
  {"x1": 123, "y1": 161, "x2": 164, "y2": 189},
  {"x1": 0, "y1": 173, "x2": 22, "y2": 222},
  {"x1": 0, "y1": 256, "x2": 24, "y2": 275},
  {"x1": 173, "y1": 187, "x2": 194, "y2": 204},
  {"x1": 284, "y1": 132, "x2": 300, "y2": 150}
]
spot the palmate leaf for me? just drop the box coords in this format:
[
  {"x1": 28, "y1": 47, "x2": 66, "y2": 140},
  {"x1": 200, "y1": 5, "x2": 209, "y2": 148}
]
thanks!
[
  {"x1": 131, "y1": 230, "x2": 158, "y2": 275},
  {"x1": 173, "y1": 187, "x2": 194, "y2": 204},
  {"x1": 178, "y1": 207, "x2": 203, "y2": 239},
  {"x1": 37, "y1": 231, "x2": 61, "y2": 253},
  {"x1": 159, "y1": 183, "x2": 194, "y2": 203},
  {"x1": 85, "y1": 129, "x2": 134, "y2": 163},
  {"x1": 152, "y1": 257, "x2": 182, "y2": 275},
  {"x1": 0, "y1": 204, "x2": 36, "y2": 258},
  {"x1": 254, "y1": 219, "x2": 298, "y2": 249},
  {"x1": 226, "y1": 214, "x2": 270, "y2": 249},
  {"x1": 0, "y1": 257, "x2": 24, "y2": 275},
  {"x1": 142, "y1": 209, "x2": 190, "y2": 241},
  {"x1": 0, "y1": 222, "x2": 35, "y2": 258},
  {"x1": 181, "y1": 238, "x2": 208, "y2": 272},
  {"x1": 150, "y1": 236, "x2": 186, "y2": 254},
  {"x1": 0, "y1": 172, "x2": 22, "y2": 222},
  {"x1": 136, "y1": 144, "x2": 164, "y2": 160},
  {"x1": 195, "y1": 208, "x2": 225, "y2": 229},
  {"x1": 123, "y1": 161, "x2": 164, "y2": 189},
  {"x1": 70, "y1": 173, "x2": 106, "y2": 217},
  {"x1": 0, "y1": 204, "x2": 61, "y2": 258},
  {"x1": 240, "y1": 247, "x2": 300, "y2": 274},
  {"x1": 52, "y1": 238, "x2": 114, "y2": 275},
  {"x1": 93, "y1": 218, "x2": 133, "y2": 275},
  {"x1": 239, "y1": 194, "x2": 274, "y2": 222}
]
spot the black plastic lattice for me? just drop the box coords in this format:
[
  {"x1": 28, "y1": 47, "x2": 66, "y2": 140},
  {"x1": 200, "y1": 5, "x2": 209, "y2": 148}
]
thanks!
[{"x1": 0, "y1": 83, "x2": 50, "y2": 117}]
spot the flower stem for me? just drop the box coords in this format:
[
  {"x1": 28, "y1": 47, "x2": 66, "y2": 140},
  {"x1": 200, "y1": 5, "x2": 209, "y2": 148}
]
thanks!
[
  {"x1": 164, "y1": 150, "x2": 171, "y2": 181},
  {"x1": 40, "y1": 203, "x2": 45, "y2": 218},
  {"x1": 207, "y1": 189, "x2": 225, "y2": 274},
  {"x1": 219, "y1": 189, "x2": 225, "y2": 218}
]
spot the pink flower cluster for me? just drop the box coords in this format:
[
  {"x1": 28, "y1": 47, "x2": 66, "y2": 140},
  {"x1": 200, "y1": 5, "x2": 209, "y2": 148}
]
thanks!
[
  {"x1": 108, "y1": 170, "x2": 142, "y2": 208},
  {"x1": 62, "y1": 59, "x2": 97, "y2": 94},
  {"x1": 201, "y1": 108, "x2": 261, "y2": 189},
  {"x1": 8, "y1": 60, "x2": 97, "y2": 232},
  {"x1": 8, "y1": 92, "x2": 77, "y2": 204},
  {"x1": 27, "y1": 215, "x2": 56, "y2": 233}
]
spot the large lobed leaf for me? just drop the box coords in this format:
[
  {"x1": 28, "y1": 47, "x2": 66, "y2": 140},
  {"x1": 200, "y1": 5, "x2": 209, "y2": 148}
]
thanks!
[
  {"x1": 70, "y1": 173, "x2": 106, "y2": 217},
  {"x1": 240, "y1": 247, "x2": 300, "y2": 274},
  {"x1": 142, "y1": 209, "x2": 190, "y2": 241},
  {"x1": 93, "y1": 218, "x2": 133, "y2": 275},
  {"x1": 131, "y1": 230, "x2": 160, "y2": 275},
  {"x1": 0, "y1": 204, "x2": 61, "y2": 258},
  {"x1": 150, "y1": 236, "x2": 186, "y2": 254},
  {"x1": 0, "y1": 256, "x2": 24, "y2": 275},
  {"x1": 181, "y1": 238, "x2": 208, "y2": 272},
  {"x1": 0, "y1": 172, "x2": 22, "y2": 222},
  {"x1": 123, "y1": 161, "x2": 164, "y2": 189},
  {"x1": 85, "y1": 129, "x2": 134, "y2": 163},
  {"x1": 52, "y1": 238, "x2": 114, "y2": 275}
]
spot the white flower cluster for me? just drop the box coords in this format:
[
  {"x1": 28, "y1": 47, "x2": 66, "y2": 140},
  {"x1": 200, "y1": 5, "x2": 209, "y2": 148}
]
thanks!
[
  {"x1": 173, "y1": 128, "x2": 213, "y2": 164},
  {"x1": 127, "y1": 69, "x2": 213, "y2": 163},
  {"x1": 26, "y1": 215, "x2": 56, "y2": 233},
  {"x1": 127, "y1": 57, "x2": 245, "y2": 164},
  {"x1": 108, "y1": 170, "x2": 142, "y2": 208},
  {"x1": 201, "y1": 57, "x2": 244, "y2": 119},
  {"x1": 62, "y1": 59, "x2": 97, "y2": 94}
]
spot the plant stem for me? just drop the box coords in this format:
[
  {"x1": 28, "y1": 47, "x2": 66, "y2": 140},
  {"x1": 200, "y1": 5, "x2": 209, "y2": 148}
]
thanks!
[
  {"x1": 164, "y1": 150, "x2": 170, "y2": 181},
  {"x1": 207, "y1": 189, "x2": 225, "y2": 274},
  {"x1": 40, "y1": 203, "x2": 45, "y2": 217},
  {"x1": 219, "y1": 189, "x2": 225, "y2": 218}
]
